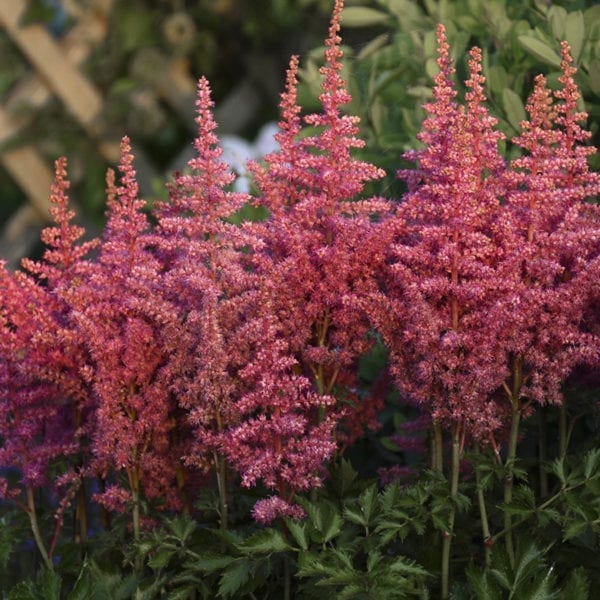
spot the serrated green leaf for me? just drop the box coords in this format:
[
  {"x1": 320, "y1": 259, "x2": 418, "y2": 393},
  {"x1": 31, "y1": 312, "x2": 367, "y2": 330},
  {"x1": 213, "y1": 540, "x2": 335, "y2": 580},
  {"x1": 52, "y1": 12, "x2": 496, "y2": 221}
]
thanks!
[
  {"x1": 389, "y1": 556, "x2": 430, "y2": 578},
  {"x1": 341, "y1": 7, "x2": 390, "y2": 28},
  {"x1": 147, "y1": 548, "x2": 175, "y2": 570},
  {"x1": 358, "y1": 485, "x2": 378, "y2": 524},
  {"x1": 550, "y1": 457, "x2": 567, "y2": 486},
  {"x1": 563, "y1": 519, "x2": 588, "y2": 541},
  {"x1": 518, "y1": 36, "x2": 561, "y2": 68},
  {"x1": 466, "y1": 565, "x2": 502, "y2": 600},
  {"x1": 193, "y1": 554, "x2": 236, "y2": 573},
  {"x1": 8, "y1": 582, "x2": 37, "y2": 600},
  {"x1": 583, "y1": 448, "x2": 600, "y2": 479},
  {"x1": 218, "y1": 560, "x2": 252, "y2": 598},
  {"x1": 238, "y1": 528, "x2": 291, "y2": 554},
  {"x1": 37, "y1": 569, "x2": 61, "y2": 600},
  {"x1": 66, "y1": 562, "x2": 94, "y2": 600},
  {"x1": 561, "y1": 567, "x2": 590, "y2": 600},
  {"x1": 489, "y1": 568, "x2": 512, "y2": 591},
  {"x1": 344, "y1": 506, "x2": 368, "y2": 527},
  {"x1": 286, "y1": 519, "x2": 308, "y2": 551},
  {"x1": 168, "y1": 516, "x2": 197, "y2": 543},
  {"x1": 503, "y1": 88, "x2": 527, "y2": 132}
]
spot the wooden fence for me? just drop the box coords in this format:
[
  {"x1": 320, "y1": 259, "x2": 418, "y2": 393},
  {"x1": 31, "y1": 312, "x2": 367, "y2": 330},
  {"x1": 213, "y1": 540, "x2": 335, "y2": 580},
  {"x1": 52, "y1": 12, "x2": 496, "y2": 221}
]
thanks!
[{"x1": 0, "y1": 0, "x2": 262, "y2": 266}]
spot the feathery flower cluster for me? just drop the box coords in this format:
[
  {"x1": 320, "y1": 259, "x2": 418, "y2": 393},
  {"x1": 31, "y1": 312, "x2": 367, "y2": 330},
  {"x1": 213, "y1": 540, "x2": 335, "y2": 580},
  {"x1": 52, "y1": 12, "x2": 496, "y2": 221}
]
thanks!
[
  {"x1": 249, "y1": 0, "x2": 389, "y2": 449},
  {"x1": 375, "y1": 26, "x2": 600, "y2": 448},
  {"x1": 0, "y1": 0, "x2": 598, "y2": 543}
]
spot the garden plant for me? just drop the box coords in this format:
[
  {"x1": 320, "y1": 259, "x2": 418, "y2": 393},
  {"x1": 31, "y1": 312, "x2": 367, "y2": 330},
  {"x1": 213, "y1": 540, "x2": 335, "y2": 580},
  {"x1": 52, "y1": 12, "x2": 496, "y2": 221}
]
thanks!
[{"x1": 0, "y1": 0, "x2": 599, "y2": 598}]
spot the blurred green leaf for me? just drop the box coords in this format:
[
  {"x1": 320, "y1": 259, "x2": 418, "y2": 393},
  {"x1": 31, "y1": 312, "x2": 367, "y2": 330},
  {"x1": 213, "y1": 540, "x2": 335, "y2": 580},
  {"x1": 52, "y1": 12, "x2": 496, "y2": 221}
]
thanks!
[
  {"x1": 518, "y1": 35, "x2": 561, "y2": 67},
  {"x1": 341, "y1": 7, "x2": 390, "y2": 28}
]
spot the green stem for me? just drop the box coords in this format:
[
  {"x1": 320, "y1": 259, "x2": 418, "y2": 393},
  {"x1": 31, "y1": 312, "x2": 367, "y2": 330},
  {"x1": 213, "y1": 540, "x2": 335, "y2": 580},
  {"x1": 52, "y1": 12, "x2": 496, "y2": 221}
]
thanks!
[
  {"x1": 26, "y1": 485, "x2": 53, "y2": 571},
  {"x1": 503, "y1": 356, "x2": 523, "y2": 569},
  {"x1": 441, "y1": 425, "x2": 460, "y2": 599},
  {"x1": 76, "y1": 478, "x2": 88, "y2": 544},
  {"x1": 283, "y1": 554, "x2": 291, "y2": 600},
  {"x1": 559, "y1": 403, "x2": 568, "y2": 458},
  {"x1": 538, "y1": 408, "x2": 548, "y2": 498},
  {"x1": 215, "y1": 453, "x2": 229, "y2": 530},
  {"x1": 492, "y1": 471, "x2": 600, "y2": 543},
  {"x1": 431, "y1": 420, "x2": 443, "y2": 472},
  {"x1": 474, "y1": 446, "x2": 491, "y2": 568}
]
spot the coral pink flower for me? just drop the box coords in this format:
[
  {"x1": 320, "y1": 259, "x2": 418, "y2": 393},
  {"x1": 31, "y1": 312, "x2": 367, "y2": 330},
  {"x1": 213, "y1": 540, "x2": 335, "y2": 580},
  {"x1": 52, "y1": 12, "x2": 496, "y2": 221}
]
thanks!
[
  {"x1": 378, "y1": 27, "x2": 509, "y2": 442},
  {"x1": 249, "y1": 0, "x2": 389, "y2": 448}
]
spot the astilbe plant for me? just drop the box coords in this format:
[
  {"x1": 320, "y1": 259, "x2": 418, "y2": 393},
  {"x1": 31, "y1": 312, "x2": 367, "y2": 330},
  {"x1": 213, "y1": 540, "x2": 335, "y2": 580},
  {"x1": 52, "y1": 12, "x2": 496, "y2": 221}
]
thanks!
[
  {"x1": 366, "y1": 27, "x2": 600, "y2": 596},
  {"x1": 71, "y1": 138, "x2": 185, "y2": 539},
  {"x1": 153, "y1": 77, "x2": 252, "y2": 528},
  {"x1": 489, "y1": 41, "x2": 600, "y2": 567},
  {"x1": 373, "y1": 26, "x2": 508, "y2": 456},
  {"x1": 0, "y1": 158, "x2": 100, "y2": 569},
  {"x1": 249, "y1": 0, "x2": 389, "y2": 450}
]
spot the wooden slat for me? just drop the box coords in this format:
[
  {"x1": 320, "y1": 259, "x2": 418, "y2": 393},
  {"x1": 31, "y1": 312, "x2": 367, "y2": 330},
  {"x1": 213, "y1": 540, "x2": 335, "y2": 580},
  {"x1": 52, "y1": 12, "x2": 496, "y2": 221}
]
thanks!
[
  {"x1": 1, "y1": 145, "x2": 54, "y2": 218},
  {"x1": 0, "y1": 0, "x2": 103, "y2": 129}
]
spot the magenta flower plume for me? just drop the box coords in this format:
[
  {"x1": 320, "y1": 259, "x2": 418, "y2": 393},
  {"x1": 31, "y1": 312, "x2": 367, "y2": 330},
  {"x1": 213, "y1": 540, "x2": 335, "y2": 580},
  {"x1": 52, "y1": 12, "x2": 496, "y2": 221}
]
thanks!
[
  {"x1": 75, "y1": 138, "x2": 184, "y2": 517},
  {"x1": 0, "y1": 264, "x2": 76, "y2": 498},
  {"x1": 249, "y1": 0, "x2": 389, "y2": 448},
  {"x1": 494, "y1": 42, "x2": 600, "y2": 408},
  {"x1": 1, "y1": 158, "x2": 97, "y2": 552},
  {"x1": 22, "y1": 157, "x2": 98, "y2": 288},
  {"x1": 220, "y1": 314, "x2": 337, "y2": 522},
  {"x1": 378, "y1": 27, "x2": 509, "y2": 442},
  {"x1": 154, "y1": 78, "x2": 255, "y2": 484}
]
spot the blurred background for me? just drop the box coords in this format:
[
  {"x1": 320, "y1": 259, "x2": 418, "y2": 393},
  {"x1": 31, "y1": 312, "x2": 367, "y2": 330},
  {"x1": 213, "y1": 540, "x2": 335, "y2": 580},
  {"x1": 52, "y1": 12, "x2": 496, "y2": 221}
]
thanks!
[{"x1": 0, "y1": 0, "x2": 598, "y2": 267}]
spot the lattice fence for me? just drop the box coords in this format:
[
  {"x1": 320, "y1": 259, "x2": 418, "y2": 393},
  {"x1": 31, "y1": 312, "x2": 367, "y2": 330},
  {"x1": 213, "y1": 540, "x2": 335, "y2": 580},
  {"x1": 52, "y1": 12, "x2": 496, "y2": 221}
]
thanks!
[{"x1": 0, "y1": 0, "x2": 263, "y2": 266}]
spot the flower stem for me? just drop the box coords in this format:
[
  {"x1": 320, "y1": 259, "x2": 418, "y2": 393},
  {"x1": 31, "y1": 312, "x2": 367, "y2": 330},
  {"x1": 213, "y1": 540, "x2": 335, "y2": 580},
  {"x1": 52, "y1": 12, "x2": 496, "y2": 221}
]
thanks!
[
  {"x1": 283, "y1": 554, "x2": 292, "y2": 600},
  {"x1": 441, "y1": 424, "x2": 460, "y2": 599},
  {"x1": 474, "y1": 446, "x2": 491, "y2": 567},
  {"x1": 559, "y1": 403, "x2": 568, "y2": 458},
  {"x1": 213, "y1": 450, "x2": 229, "y2": 530},
  {"x1": 26, "y1": 485, "x2": 53, "y2": 571},
  {"x1": 431, "y1": 420, "x2": 443, "y2": 472},
  {"x1": 538, "y1": 408, "x2": 548, "y2": 498}
]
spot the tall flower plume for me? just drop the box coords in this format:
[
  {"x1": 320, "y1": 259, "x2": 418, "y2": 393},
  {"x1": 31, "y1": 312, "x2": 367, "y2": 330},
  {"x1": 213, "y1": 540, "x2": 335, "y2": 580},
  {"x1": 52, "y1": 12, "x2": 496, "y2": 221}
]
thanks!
[
  {"x1": 250, "y1": 0, "x2": 389, "y2": 450},
  {"x1": 379, "y1": 26, "x2": 508, "y2": 444}
]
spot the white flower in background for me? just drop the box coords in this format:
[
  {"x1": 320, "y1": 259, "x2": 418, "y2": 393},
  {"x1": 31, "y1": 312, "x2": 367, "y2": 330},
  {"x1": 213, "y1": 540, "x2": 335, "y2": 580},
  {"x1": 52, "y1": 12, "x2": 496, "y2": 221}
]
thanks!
[{"x1": 220, "y1": 122, "x2": 280, "y2": 192}]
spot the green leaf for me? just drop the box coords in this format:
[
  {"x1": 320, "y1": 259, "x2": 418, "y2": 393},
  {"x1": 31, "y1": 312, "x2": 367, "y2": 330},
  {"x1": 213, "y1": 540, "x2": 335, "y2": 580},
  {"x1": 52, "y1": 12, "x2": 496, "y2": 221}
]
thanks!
[
  {"x1": 547, "y1": 6, "x2": 567, "y2": 39},
  {"x1": 168, "y1": 515, "x2": 197, "y2": 543},
  {"x1": 389, "y1": 556, "x2": 430, "y2": 578},
  {"x1": 285, "y1": 519, "x2": 309, "y2": 551},
  {"x1": 218, "y1": 559, "x2": 252, "y2": 598},
  {"x1": 358, "y1": 485, "x2": 378, "y2": 525},
  {"x1": 192, "y1": 554, "x2": 236, "y2": 573},
  {"x1": 341, "y1": 7, "x2": 390, "y2": 28},
  {"x1": 583, "y1": 448, "x2": 600, "y2": 479},
  {"x1": 564, "y1": 11, "x2": 584, "y2": 62},
  {"x1": 66, "y1": 561, "x2": 94, "y2": 600},
  {"x1": 466, "y1": 565, "x2": 501, "y2": 600},
  {"x1": 304, "y1": 500, "x2": 343, "y2": 544},
  {"x1": 550, "y1": 457, "x2": 567, "y2": 486},
  {"x1": 36, "y1": 570, "x2": 61, "y2": 600},
  {"x1": 563, "y1": 519, "x2": 588, "y2": 541},
  {"x1": 561, "y1": 567, "x2": 590, "y2": 600},
  {"x1": 147, "y1": 548, "x2": 175, "y2": 570},
  {"x1": 357, "y1": 33, "x2": 390, "y2": 61},
  {"x1": 518, "y1": 36, "x2": 561, "y2": 68},
  {"x1": 238, "y1": 528, "x2": 291, "y2": 554},
  {"x1": 503, "y1": 88, "x2": 527, "y2": 132},
  {"x1": 8, "y1": 582, "x2": 37, "y2": 600}
]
